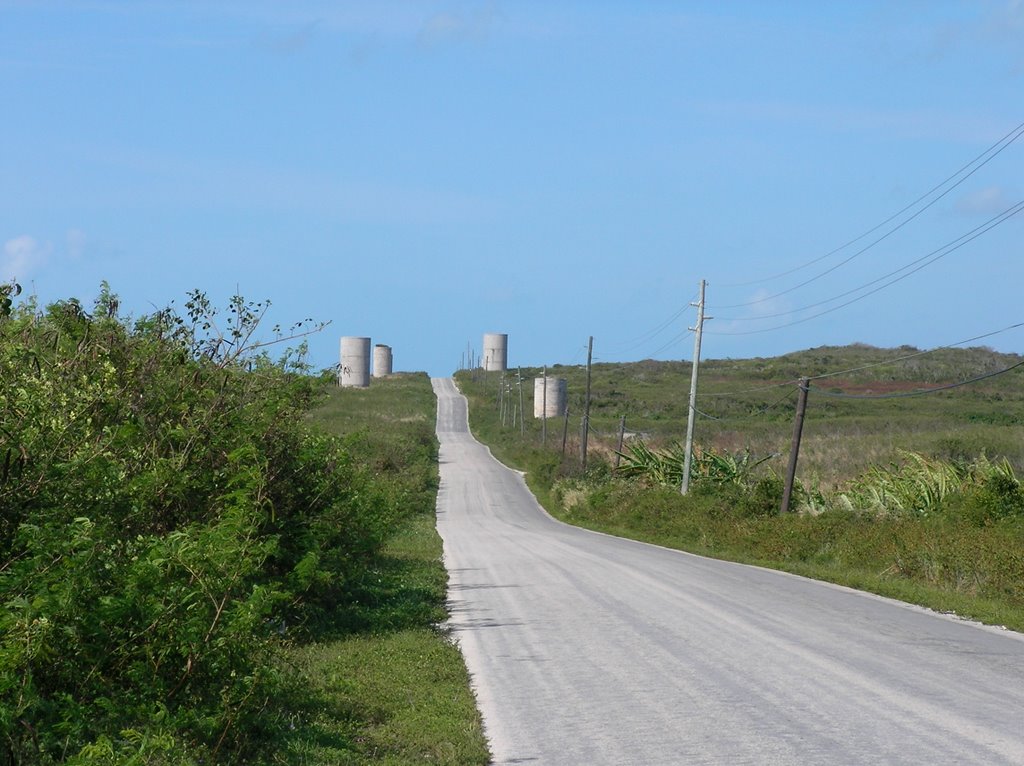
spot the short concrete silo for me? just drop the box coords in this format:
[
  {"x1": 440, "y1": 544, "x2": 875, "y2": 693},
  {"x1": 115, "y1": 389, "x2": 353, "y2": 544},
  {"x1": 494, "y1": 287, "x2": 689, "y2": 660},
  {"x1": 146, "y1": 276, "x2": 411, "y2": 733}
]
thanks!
[
  {"x1": 372, "y1": 344, "x2": 393, "y2": 378},
  {"x1": 534, "y1": 377, "x2": 567, "y2": 418},
  {"x1": 483, "y1": 333, "x2": 508, "y2": 372},
  {"x1": 339, "y1": 336, "x2": 371, "y2": 388}
]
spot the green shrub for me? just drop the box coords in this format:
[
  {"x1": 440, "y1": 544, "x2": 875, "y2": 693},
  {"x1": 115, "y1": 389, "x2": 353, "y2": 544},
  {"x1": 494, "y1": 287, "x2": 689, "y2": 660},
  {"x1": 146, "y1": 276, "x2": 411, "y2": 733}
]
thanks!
[
  {"x1": 0, "y1": 286, "x2": 407, "y2": 763},
  {"x1": 943, "y1": 473, "x2": 1024, "y2": 527},
  {"x1": 738, "y1": 475, "x2": 785, "y2": 518}
]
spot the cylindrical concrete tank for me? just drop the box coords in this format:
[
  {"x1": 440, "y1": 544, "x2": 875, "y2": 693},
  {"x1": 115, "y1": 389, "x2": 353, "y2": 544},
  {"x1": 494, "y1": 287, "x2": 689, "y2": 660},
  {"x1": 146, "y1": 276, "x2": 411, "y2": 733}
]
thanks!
[
  {"x1": 339, "y1": 336, "x2": 371, "y2": 388},
  {"x1": 534, "y1": 377, "x2": 567, "y2": 418},
  {"x1": 373, "y1": 344, "x2": 393, "y2": 378},
  {"x1": 483, "y1": 333, "x2": 508, "y2": 372}
]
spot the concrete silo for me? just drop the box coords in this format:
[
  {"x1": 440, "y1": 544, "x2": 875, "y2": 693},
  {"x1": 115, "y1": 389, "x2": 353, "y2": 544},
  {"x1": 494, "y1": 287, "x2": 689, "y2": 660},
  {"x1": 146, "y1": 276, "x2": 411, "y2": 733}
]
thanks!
[
  {"x1": 534, "y1": 377, "x2": 567, "y2": 418},
  {"x1": 373, "y1": 344, "x2": 393, "y2": 378},
  {"x1": 339, "y1": 336, "x2": 371, "y2": 388},
  {"x1": 482, "y1": 333, "x2": 508, "y2": 372}
]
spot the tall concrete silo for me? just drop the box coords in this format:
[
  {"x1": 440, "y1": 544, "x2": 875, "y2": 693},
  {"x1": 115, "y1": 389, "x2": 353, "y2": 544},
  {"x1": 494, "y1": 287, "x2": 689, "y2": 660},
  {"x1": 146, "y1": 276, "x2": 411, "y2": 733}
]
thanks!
[
  {"x1": 373, "y1": 344, "x2": 393, "y2": 378},
  {"x1": 534, "y1": 377, "x2": 567, "y2": 418},
  {"x1": 339, "y1": 336, "x2": 371, "y2": 388},
  {"x1": 483, "y1": 333, "x2": 508, "y2": 372}
]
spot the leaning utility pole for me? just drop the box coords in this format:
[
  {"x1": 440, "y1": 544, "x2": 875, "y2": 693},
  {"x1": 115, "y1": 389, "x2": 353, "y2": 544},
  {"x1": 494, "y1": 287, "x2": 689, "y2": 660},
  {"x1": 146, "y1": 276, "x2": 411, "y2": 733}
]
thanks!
[
  {"x1": 681, "y1": 280, "x2": 708, "y2": 495},
  {"x1": 780, "y1": 377, "x2": 810, "y2": 513},
  {"x1": 581, "y1": 336, "x2": 594, "y2": 470},
  {"x1": 499, "y1": 372, "x2": 506, "y2": 424},
  {"x1": 615, "y1": 414, "x2": 626, "y2": 469},
  {"x1": 561, "y1": 406, "x2": 570, "y2": 459}
]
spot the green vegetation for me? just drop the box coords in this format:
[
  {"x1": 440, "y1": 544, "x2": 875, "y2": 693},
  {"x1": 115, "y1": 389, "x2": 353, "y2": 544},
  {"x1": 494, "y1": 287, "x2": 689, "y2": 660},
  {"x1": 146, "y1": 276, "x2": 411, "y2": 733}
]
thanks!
[
  {"x1": 293, "y1": 379, "x2": 489, "y2": 765},
  {"x1": 0, "y1": 284, "x2": 487, "y2": 765},
  {"x1": 617, "y1": 441, "x2": 773, "y2": 488},
  {"x1": 454, "y1": 346, "x2": 1024, "y2": 632}
]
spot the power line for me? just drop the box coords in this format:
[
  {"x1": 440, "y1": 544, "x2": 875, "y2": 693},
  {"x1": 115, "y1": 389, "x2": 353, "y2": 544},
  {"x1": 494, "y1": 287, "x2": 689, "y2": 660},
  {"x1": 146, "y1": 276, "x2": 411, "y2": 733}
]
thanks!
[
  {"x1": 697, "y1": 320, "x2": 1024, "y2": 398},
  {"x1": 599, "y1": 304, "x2": 692, "y2": 353},
  {"x1": 696, "y1": 386, "x2": 799, "y2": 420},
  {"x1": 694, "y1": 406, "x2": 723, "y2": 421},
  {"x1": 714, "y1": 199, "x2": 1024, "y2": 323},
  {"x1": 698, "y1": 378, "x2": 801, "y2": 398},
  {"x1": 645, "y1": 328, "x2": 694, "y2": 359},
  {"x1": 708, "y1": 200, "x2": 1024, "y2": 335},
  {"x1": 806, "y1": 321, "x2": 1024, "y2": 382},
  {"x1": 812, "y1": 359, "x2": 1024, "y2": 399},
  {"x1": 715, "y1": 119, "x2": 1024, "y2": 295},
  {"x1": 600, "y1": 291, "x2": 699, "y2": 354}
]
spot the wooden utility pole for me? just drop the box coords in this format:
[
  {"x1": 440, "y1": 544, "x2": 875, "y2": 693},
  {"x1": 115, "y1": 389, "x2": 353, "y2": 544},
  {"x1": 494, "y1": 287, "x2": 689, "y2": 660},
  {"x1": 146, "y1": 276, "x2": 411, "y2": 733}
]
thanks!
[
  {"x1": 615, "y1": 415, "x2": 626, "y2": 469},
  {"x1": 682, "y1": 280, "x2": 708, "y2": 494},
  {"x1": 581, "y1": 336, "x2": 594, "y2": 470},
  {"x1": 781, "y1": 377, "x2": 810, "y2": 513},
  {"x1": 507, "y1": 378, "x2": 513, "y2": 428},
  {"x1": 541, "y1": 366, "x2": 548, "y2": 445},
  {"x1": 517, "y1": 367, "x2": 525, "y2": 437},
  {"x1": 561, "y1": 407, "x2": 570, "y2": 459},
  {"x1": 499, "y1": 373, "x2": 506, "y2": 425}
]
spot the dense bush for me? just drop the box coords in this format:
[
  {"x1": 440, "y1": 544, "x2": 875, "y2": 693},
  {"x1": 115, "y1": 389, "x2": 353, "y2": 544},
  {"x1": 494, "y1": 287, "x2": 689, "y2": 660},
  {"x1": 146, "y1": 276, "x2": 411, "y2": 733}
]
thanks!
[{"x1": 0, "y1": 285, "x2": 401, "y2": 763}]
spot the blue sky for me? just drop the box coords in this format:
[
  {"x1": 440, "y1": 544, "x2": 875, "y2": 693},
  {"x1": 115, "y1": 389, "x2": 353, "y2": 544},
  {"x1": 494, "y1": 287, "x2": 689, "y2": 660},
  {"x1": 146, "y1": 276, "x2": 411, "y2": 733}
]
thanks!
[{"x1": 3, "y1": 1, "x2": 1022, "y2": 376}]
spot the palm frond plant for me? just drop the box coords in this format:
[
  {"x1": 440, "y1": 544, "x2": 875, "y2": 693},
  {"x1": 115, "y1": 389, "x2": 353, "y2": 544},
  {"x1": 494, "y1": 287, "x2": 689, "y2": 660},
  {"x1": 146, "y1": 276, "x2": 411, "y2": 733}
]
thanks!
[
  {"x1": 836, "y1": 450, "x2": 1019, "y2": 517},
  {"x1": 617, "y1": 441, "x2": 773, "y2": 488}
]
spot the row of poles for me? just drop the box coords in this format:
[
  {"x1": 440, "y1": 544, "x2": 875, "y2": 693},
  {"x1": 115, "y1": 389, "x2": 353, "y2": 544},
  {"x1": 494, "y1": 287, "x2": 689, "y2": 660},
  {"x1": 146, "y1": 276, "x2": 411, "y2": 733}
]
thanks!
[
  {"x1": 479, "y1": 278, "x2": 809, "y2": 514},
  {"x1": 491, "y1": 334, "x2": 633, "y2": 475},
  {"x1": 490, "y1": 335, "x2": 599, "y2": 468},
  {"x1": 493, "y1": 364, "x2": 579, "y2": 463},
  {"x1": 683, "y1": 278, "x2": 808, "y2": 514}
]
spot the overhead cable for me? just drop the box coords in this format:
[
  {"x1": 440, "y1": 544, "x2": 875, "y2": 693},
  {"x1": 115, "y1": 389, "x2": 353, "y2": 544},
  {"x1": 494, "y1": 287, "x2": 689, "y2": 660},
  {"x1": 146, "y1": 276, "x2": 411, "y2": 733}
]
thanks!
[
  {"x1": 600, "y1": 290, "x2": 699, "y2": 354},
  {"x1": 806, "y1": 321, "x2": 1024, "y2": 381},
  {"x1": 714, "y1": 119, "x2": 1024, "y2": 296},
  {"x1": 812, "y1": 359, "x2": 1024, "y2": 399},
  {"x1": 709, "y1": 198, "x2": 1024, "y2": 335},
  {"x1": 715, "y1": 199, "x2": 1024, "y2": 322},
  {"x1": 698, "y1": 320, "x2": 1024, "y2": 398},
  {"x1": 645, "y1": 328, "x2": 695, "y2": 359},
  {"x1": 696, "y1": 386, "x2": 799, "y2": 419}
]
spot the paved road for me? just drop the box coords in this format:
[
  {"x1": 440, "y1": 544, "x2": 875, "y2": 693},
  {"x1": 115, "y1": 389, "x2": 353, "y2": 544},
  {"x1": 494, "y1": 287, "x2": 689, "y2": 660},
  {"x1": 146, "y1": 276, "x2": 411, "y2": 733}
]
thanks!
[{"x1": 432, "y1": 378, "x2": 1024, "y2": 765}]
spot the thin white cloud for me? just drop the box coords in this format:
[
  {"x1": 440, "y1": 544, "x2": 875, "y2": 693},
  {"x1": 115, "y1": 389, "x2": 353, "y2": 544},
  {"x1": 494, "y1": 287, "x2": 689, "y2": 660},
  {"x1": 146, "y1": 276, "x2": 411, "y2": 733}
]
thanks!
[
  {"x1": 745, "y1": 288, "x2": 793, "y2": 319},
  {"x1": 984, "y1": 0, "x2": 1024, "y2": 72},
  {"x1": 2, "y1": 235, "x2": 51, "y2": 282},
  {"x1": 60, "y1": 142, "x2": 500, "y2": 226},
  {"x1": 263, "y1": 18, "x2": 322, "y2": 55},
  {"x1": 346, "y1": 32, "x2": 382, "y2": 66},
  {"x1": 417, "y1": 3, "x2": 502, "y2": 48},
  {"x1": 693, "y1": 99, "x2": 1010, "y2": 145},
  {"x1": 929, "y1": 0, "x2": 1024, "y2": 73},
  {"x1": 955, "y1": 186, "x2": 1016, "y2": 216},
  {"x1": 67, "y1": 228, "x2": 87, "y2": 259},
  {"x1": 712, "y1": 288, "x2": 796, "y2": 337}
]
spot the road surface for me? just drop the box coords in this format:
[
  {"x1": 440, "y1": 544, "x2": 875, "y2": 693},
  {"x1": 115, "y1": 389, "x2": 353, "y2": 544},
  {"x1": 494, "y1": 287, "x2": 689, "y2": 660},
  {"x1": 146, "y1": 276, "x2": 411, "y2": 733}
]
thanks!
[{"x1": 432, "y1": 377, "x2": 1024, "y2": 765}]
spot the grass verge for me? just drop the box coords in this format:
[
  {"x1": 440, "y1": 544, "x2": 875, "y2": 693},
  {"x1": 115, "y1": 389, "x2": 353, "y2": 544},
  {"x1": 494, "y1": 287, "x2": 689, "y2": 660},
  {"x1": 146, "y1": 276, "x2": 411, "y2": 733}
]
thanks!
[{"x1": 278, "y1": 375, "x2": 489, "y2": 765}]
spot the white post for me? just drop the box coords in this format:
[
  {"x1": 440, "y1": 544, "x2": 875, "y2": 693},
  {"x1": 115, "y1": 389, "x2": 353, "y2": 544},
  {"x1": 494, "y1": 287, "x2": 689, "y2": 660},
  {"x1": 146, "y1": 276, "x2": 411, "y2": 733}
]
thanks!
[{"x1": 682, "y1": 280, "x2": 707, "y2": 494}]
